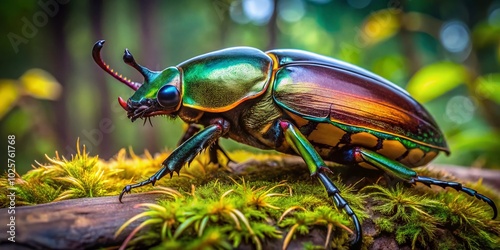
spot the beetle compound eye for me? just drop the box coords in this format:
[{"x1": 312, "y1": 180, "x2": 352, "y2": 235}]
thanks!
[{"x1": 157, "y1": 85, "x2": 180, "y2": 108}]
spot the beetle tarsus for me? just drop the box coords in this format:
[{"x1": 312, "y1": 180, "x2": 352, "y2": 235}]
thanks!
[
  {"x1": 461, "y1": 187, "x2": 498, "y2": 219},
  {"x1": 345, "y1": 146, "x2": 498, "y2": 219},
  {"x1": 414, "y1": 176, "x2": 498, "y2": 219},
  {"x1": 316, "y1": 170, "x2": 362, "y2": 249},
  {"x1": 119, "y1": 185, "x2": 132, "y2": 203}
]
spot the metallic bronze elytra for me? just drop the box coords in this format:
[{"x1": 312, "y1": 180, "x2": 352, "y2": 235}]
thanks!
[{"x1": 92, "y1": 41, "x2": 497, "y2": 249}]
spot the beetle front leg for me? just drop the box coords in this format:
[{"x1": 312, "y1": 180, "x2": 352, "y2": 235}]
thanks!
[
  {"x1": 179, "y1": 124, "x2": 234, "y2": 165},
  {"x1": 119, "y1": 118, "x2": 230, "y2": 202},
  {"x1": 343, "y1": 147, "x2": 498, "y2": 219},
  {"x1": 278, "y1": 120, "x2": 363, "y2": 249}
]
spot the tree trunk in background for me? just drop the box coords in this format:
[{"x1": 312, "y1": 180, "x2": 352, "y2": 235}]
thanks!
[
  {"x1": 267, "y1": 0, "x2": 278, "y2": 50},
  {"x1": 140, "y1": 0, "x2": 161, "y2": 152},
  {"x1": 90, "y1": 0, "x2": 113, "y2": 159},
  {"x1": 399, "y1": 1, "x2": 420, "y2": 76},
  {"x1": 49, "y1": 4, "x2": 71, "y2": 156},
  {"x1": 218, "y1": 1, "x2": 230, "y2": 48}
]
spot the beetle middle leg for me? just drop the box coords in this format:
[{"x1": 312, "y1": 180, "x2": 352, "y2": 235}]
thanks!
[
  {"x1": 342, "y1": 147, "x2": 498, "y2": 219},
  {"x1": 276, "y1": 120, "x2": 363, "y2": 249},
  {"x1": 179, "y1": 124, "x2": 234, "y2": 165},
  {"x1": 119, "y1": 118, "x2": 230, "y2": 202}
]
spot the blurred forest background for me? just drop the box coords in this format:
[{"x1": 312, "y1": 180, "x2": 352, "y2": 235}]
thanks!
[{"x1": 1, "y1": 0, "x2": 499, "y2": 174}]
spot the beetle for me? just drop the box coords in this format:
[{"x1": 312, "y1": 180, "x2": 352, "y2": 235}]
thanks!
[{"x1": 92, "y1": 40, "x2": 497, "y2": 248}]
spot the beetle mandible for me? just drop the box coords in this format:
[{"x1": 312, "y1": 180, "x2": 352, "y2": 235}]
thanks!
[{"x1": 92, "y1": 40, "x2": 497, "y2": 248}]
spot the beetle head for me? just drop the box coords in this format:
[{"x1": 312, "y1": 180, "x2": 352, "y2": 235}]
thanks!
[{"x1": 93, "y1": 40, "x2": 182, "y2": 122}]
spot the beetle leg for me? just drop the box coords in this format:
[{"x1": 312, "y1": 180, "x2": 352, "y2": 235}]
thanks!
[
  {"x1": 119, "y1": 118, "x2": 230, "y2": 202},
  {"x1": 177, "y1": 124, "x2": 202, "y2": 146},
  {"x1": 344, "y1": 147, "x2": 498, "y2": 219},
  {"x1": 178, "y1": 124, "x2": 234, "y2": 165},
  {"x1": 278, "y1": 120, "x2": 363, "y2": 249},
  {"x1": 208, "y1": 143, "x2": 235, "y2": 165}
]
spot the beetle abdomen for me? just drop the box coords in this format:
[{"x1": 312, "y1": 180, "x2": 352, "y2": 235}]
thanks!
[
  {"x1": 269, "y1": 51, "x2": 448, "y2": 167},
  {"x1": 282, "y1": 109, "x2": 440, "y2": 168}
]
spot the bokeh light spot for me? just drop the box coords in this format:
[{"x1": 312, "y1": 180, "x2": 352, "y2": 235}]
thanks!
[
  {"x1": 278, "y1": 0, "x2": 305, "y2": 23},
  {"x1": 489, "y1": 8, "x2": 500, "y2": 26},
  {"x1": 440, "y1": 20, "x2": 470, "y2": 53},
  {"x1": 242, "y1": 0, "x2": 274, "y2": 25},
  {"x1": 230, "y1": 1, "x2": 250, "y2": 24},
  {"x1": 446, "y1": 95, "x2": 475, "y2": 124}
]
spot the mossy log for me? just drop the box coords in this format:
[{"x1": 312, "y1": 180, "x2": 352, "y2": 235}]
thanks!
[{"x1": 1, "y1": 158, "x2": 499, "y2": 250}]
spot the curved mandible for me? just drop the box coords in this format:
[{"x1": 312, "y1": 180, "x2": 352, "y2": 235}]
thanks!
[{"x1": 92, "y1": 40, "x2": 141, "y2": 91}]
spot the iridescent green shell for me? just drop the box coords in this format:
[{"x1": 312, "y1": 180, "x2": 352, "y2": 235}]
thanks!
[{"x1": 178, "y1": 47, "x2": 273, "y2": 112}]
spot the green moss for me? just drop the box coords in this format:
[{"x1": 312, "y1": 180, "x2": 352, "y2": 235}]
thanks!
[
  {"x1": 1, "y1": 140, "x2": 499, "y2": 249},
  {"x1": 0, "y1": 141, "x2": 122, "y2": 206},
  {"x1": 366, "y1": 183, "x2": 500, "y2": 249}
]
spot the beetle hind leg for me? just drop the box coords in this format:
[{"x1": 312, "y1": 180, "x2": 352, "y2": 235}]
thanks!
[
  {"x1": 344, "y1": 147, "x2": 498, "y2": 219},
  {"x1": 277, "y1": 120, "x2": 363, "y2": 249},
  {"x1": 413, "y1": 176, "x2": 497, "y2": 218}
]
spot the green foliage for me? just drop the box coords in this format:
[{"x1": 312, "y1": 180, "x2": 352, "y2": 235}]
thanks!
[
  {"x1": 475, "y1": 73, "x2": 500, "y2": 104},
  {"x1": 407, "y1": 62, "x2": 470, "y2": 103}
]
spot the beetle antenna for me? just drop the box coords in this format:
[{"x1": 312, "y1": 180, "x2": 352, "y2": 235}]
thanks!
[
  {"x1": 123, "y1": 49, "x2": 154, "y2": 82},
  {"x1": 92, "y1": 40, "x2": 141, "y2": 91}
]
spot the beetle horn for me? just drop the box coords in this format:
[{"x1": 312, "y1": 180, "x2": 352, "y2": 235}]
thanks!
[
  {"x1": 123, "y1": 49, "x2": 154, "y2": 82},
  {"x1": 92, "y1": 40, "x2": 141, "y2": 91}
]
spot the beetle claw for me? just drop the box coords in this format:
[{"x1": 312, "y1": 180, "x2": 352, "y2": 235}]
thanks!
[{"x1": 119, "y1": 185, "x2": 132, "y2": 203}]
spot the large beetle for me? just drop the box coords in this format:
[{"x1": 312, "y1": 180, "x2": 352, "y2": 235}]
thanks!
[{"x1": 92, "y1": 40, "x2": 497, "y2": 248}]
